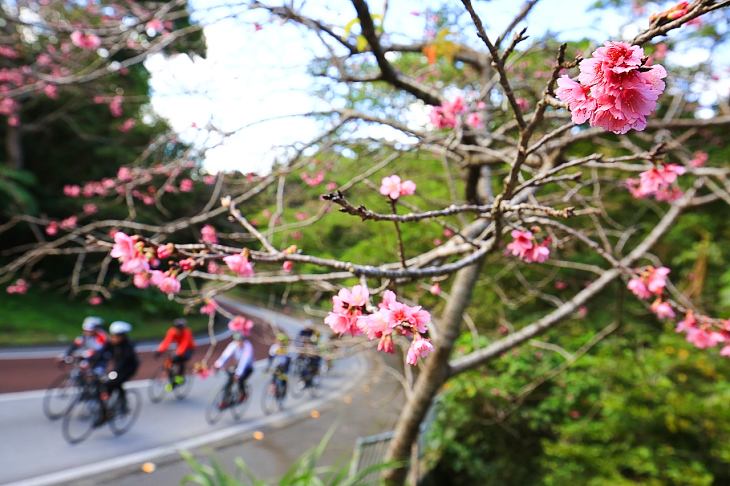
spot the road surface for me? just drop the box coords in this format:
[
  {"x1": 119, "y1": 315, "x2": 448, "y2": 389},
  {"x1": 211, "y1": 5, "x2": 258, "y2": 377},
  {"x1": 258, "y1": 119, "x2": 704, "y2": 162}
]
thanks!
[{"x1": 0, "y1": 300, "x2": 379, "y2": 486}]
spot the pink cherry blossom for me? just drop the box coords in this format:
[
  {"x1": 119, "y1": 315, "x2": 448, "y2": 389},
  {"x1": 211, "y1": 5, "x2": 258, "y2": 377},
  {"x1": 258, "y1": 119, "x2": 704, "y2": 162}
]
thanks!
[
  {"x1": 507, "y1": 230, "x2": 534, "y2": 259},
  {"x1": 110, "y1": 231, "x2": 137, "y2": 261},
  {"x1": 651, "y1": 300, "x2": 675, "y2": 319},
  {"x1": 88, "y1": 297, "x2": 103, "y2": 306},
  {"x1": 201, "y1": 225, "x2": 218, "y2": 244},
  {"x1": 282, "y1": 261, "x2": 293, "y2": 272},
  {"x1": 109, "y1": 95, "x2": 123, "y2": 117},
  {"x1": 675, "y1": 310, "x2": 696, "y2": 333},
  {"x1": 46, "y1": 222, "x2": 58, "y2": 236},
  {"x1": 63, "y1": 185, "x2": 81, "y2": 197},
  {"x1": 119, "y1": 118, "x2": 135, "y2": 132},
  {"x1": 686, "y1": 327, "x2": 725, "y2": 349},
  {"x1": 466, "y1": 112, "x2": 483, "y2": 128},
  {"x1": 324, "y1": 311, "x2": 352, "y2": 335},
  {"x1": 180, "y1": 179, "x2": 194, "y2": 192},
  {"x1": 646, "y1": 266, "x2": 670, "y2": 294},
  {"x1": 204, "y1": 175, "x2": 216, "y2": 185},
  {"x1": 200, "y1": 301, "x2": 217, "y2": 314},
  {"x1": 430, "y1": 283, "x2": 441, "y2": 295},
  {"x1": 523, "y1": 242, "x2": 550, "y2": 263},
  {"x1": 406, "y1": 334, "x2": 434, "y2": 366},
  {"x1": 133, "y1": 272, "x2": 150, "y2": 289},
  {"x1": 556, "y1": 42, "x2": 666, "y2": 134},
  {"x1": 377, "y1": 335, "x2": 395, "y2": 353},
  {"x1": 70, "y1": 31, "x2": 101, "y2": 50},
  {"x1": 158, "y1": 275, "x2": 181, "y2": 294},
  {"x1": 117, "y1": 167, "x2": 133, "y2": 182},
  {"x1": 380, "y1": 175, "x2": 403, "y2": 199},
  {"x1": 0, "y1": 46, "x2": 19, "y2": 59},
  {"x1": 83, "y1": 203, "x2": 98, "y2": 215},
  {"x1": 228, "y1": 316, "x2": 254, "y2": 335},
  {"x1": 120, "y1": 255, "x2": 149, "y2": 274},
  {"x1": 223, "y1": 252, "x2": 254, "y2": 277},
  {"x1": 59, "y1": 216, "x2": 77, "y2": 229},
  {"x1": 627, "y1": 278, "x2": 652, "y2": 299},
  {"x1": 689, "y1": 151, "x2": 708, "y2": 168},
  {"x1": 6, "y1": 279, "x2": 29, "y2": 294},
  {"x1": 400, "y1": 180, "x2": 417, "y2": 196},
  {"x1": 720, "y1": 345, "x2": 730, "y2": 357},
  {"x1": 157, "y1": 244, "x2": 173, "y2": 259}
]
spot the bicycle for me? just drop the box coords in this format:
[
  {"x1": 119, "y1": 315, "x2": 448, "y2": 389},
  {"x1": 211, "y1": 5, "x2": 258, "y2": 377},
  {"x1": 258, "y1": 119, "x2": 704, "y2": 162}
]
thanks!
[
  {"x1": 43, "y1": 355, "x2": 94, "y2": 420},
  {"x1": 288, "y1": 355, "x2": 321, "y2": 399},
  {"x1": 205, "y1": 368, "x2": 250, "y2": 425},
  {"x1": 61, "y1": 372, "x2": 142, "y2": 444},
  {"x1": 261, "y1": 366, "x2": 288, "y2": 414},
  {"x1": 148, "y1": 350, "x2": 194, "y2": 403}
]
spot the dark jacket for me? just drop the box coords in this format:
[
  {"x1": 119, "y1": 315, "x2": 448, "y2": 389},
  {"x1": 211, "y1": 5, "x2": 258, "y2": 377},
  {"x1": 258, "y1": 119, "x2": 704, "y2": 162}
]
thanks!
[{"x1": 92, "y1": 339, "x2": 140, "y2": 377}]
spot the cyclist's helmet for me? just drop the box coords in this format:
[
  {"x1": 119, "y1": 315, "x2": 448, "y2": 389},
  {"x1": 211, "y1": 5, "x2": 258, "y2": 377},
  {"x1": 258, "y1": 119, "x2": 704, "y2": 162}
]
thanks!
[
  {"x1": 174, "y1": 318, "x2": 187, "y2": 328},
  {"x1": 82, "y1": 316, "x2": 103, "y2": 331},
  {"x1": 232, "y1": 332, "x2": 243, "y2": 340},
  {"x1": 109, "y1": 321, "x2": 132, "y2": 335}
]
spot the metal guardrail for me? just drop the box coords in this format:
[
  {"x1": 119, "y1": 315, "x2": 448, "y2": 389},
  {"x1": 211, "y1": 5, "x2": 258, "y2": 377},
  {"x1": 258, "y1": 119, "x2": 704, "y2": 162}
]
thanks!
[{"x1": 350, "y1": 430, "x2": 395, "y2": 481}]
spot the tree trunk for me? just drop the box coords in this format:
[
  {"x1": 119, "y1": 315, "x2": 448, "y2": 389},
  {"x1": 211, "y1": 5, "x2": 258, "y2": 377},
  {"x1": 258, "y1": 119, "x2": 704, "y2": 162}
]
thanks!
[
  {"x1": 6, "y1": 123, "x2": 24, "y2": 170},
  {"x1": 382, "y1": 257, "x2": 484, "y2": 485}
]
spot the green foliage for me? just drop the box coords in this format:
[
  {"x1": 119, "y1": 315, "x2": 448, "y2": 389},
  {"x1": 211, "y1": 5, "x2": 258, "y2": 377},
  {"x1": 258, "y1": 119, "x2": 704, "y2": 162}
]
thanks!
[
  {"x1": 0, "y1": 289, "x2": 208, "y2": 345},
  {"x1": 180, "y1": 426, "x2": 400, "y2": 486}
]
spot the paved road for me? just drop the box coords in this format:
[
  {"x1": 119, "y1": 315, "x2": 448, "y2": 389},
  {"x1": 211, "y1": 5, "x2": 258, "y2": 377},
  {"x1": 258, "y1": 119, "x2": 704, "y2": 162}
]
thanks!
[{"x1": 0, "y1": 300, "x2": 381, "y2": 486}]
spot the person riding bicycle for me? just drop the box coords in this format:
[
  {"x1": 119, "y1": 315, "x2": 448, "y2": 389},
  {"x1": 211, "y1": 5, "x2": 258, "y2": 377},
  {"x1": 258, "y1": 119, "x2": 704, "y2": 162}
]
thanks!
[
  {"x1": 267, "y1": 333, "x2": 289, "y2": 370},
  {"x1": 153, "y1": 317, "x2": 195, "y2": 390},
  {"x1": 300, "y1": 333, "x2": 322, "y2": 387},
  {"x1": 213, "y1": 332, "x2": 254, "y2": 402},
  {"x1": 90, "y1": 321, "x2": 140, "y2": 423},
  {"x1": 60, "y1": 316, "x2": 109, "y2": 373}
]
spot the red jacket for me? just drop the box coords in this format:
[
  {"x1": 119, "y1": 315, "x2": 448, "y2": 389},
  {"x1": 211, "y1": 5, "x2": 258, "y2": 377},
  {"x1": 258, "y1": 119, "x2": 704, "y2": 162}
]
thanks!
[{"x1": 157, "y1": 327, "x2": 195, "y2": 355}]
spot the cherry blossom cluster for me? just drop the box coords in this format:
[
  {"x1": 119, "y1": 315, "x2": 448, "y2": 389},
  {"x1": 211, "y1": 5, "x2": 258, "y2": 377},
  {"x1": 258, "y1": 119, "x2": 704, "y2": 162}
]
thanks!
[
  {"x1": 200, "y1": 300, "x2": 218, "y2": 314},
  {"x1": 506, "y1": 229, "x2": 551, "y2": 263},
  {"x1": 228, "y1": 316, "x2": 254, "y2": 336},
  {"x1": 625, "y1": 163, "x2": 685, "y2": 200},
  {"x1": 325, "y1": 285, "x2": 434, "y2": 366},
  {"x1": 428, "y1": 95, "x2": 486, "y2": 129},
  {"x1": 675, "y1": 311, "x2": 730, "y2": 354},
  {"x1": 627, "y1": 266, "x2": 675, "y2": 319},
  {"x1": 556, "y1": 41, "x2": 666, "y2": 134},
  {"x1": 380, "y1": 175, "x2": 416, "y2": 200},
  {"x1": 6, "y1": 279, "x2": 29, "y2": 294},
  {"x1": 0, "y1": 0, "x2": 175, "y2": 126},
  {"x1": 111, "y1": 231, "x2": 182, "y2": 294},
  {"x1": 223, "y1": 250, "x2": 255, "y2": 277}
]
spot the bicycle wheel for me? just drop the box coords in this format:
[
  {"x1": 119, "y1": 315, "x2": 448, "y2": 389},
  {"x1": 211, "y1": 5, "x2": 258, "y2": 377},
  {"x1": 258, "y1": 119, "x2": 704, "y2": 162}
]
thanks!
[
  {"x1": 147, "y1": 366, "x2": 168, "y2": 403},
  {"x1": 109, "y1": 389, "x2": 142, "y2": 436},
  {"x1": 43, "y1": 373, "x2": 77, "y2": 420},
  {"x1": 205, "y1": 388, "x2": 228, "y2": 425},
  {"x1": 261, "y1": 381, "x2": 279, "y2": 415},
  {"x1": 62, "y1": 397, "x2": 101, "y2": 444},
  {"x1": 289, "y1": 374, "x2": 307, "y2": 398},
  {"x1": 228, "y1": 387, "x2": 245, "y2": 420},
  {"x1": 172, "y1": 373, "x2": 194, "y2": 400}
]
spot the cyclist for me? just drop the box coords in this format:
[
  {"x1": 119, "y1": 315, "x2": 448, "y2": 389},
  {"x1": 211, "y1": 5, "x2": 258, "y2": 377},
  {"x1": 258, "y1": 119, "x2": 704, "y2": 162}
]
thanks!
[
  {"x1": 60, "y1": 316, "x2": 109, "y2": 373},
  {"x1": 90, "y1": 321, "x2": 140, "y2": 423},
  {"x1": 267, "y1": 333, "x2": 288, "y2": 370},
  {"x1": 270, "y1": 338, "x2": 291, "y2": 396},
  {"x1": 213, "y1": 332, "x2": 254, "y2": 402},
  {"x1": 153, "y1": 317, "x2": 195, "y2": 390}
]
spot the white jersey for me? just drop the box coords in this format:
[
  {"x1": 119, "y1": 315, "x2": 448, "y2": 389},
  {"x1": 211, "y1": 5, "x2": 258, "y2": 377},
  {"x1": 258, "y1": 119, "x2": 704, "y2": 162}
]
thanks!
[{"x1": 214, "y1": 340, "x2": 254, "y2": 377}]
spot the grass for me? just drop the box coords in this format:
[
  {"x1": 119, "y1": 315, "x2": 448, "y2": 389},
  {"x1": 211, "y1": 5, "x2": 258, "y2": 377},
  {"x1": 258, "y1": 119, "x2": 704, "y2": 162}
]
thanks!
[{"x1": 0, "y1": 289, "x2": 209, "y2": 345}]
